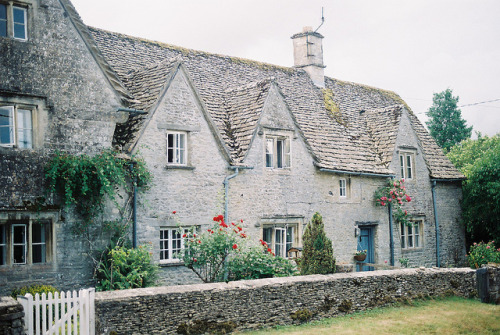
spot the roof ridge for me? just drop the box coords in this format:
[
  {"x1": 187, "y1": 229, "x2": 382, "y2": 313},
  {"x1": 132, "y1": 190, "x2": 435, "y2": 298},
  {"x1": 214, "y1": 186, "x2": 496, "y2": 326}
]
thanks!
[{"x1": 88, "y1": 26, "x2": 297, "y2": 74}]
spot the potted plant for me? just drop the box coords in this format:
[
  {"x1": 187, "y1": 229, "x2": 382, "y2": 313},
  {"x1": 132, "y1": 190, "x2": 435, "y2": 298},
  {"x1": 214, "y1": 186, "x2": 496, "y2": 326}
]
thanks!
[{"x1": 354, "y1": 250, "x2": 367, "y2": 262}]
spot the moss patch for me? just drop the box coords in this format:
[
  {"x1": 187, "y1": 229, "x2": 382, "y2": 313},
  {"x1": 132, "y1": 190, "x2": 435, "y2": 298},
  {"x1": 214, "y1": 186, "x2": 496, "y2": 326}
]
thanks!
[{"x1": 322, "y1": 88, "x2": 347, "y2": 127}]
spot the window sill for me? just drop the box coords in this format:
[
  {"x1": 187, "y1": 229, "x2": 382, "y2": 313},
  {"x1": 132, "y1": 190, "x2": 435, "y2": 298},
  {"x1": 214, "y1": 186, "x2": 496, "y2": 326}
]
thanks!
[
  {"x1": 165, "y1": 165, "x2": 195, "y2": 170},
  {"x1": 401, "y1": 247, "x2": 423, "y2": 252},
  {"x1": 159, "y1": 260, "x2": 184, "y2": 267}
]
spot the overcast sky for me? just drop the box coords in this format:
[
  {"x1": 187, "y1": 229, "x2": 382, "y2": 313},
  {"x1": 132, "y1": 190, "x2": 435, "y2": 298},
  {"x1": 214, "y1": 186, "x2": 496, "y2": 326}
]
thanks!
[{"x1": 71, "y1": 0, "x2": 500, "y2": 137}]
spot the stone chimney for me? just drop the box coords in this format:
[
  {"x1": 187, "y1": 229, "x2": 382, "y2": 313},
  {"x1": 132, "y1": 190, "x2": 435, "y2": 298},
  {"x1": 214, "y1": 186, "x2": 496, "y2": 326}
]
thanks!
[{"x1": 291, "y1": 26, "x2": 325, "y2": 87}]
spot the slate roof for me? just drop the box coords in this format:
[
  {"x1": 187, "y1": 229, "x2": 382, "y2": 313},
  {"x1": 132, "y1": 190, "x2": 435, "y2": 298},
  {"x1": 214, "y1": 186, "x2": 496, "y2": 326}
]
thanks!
[{"x1": 88, "y1": 27, "x2": 464, "y2": 179}]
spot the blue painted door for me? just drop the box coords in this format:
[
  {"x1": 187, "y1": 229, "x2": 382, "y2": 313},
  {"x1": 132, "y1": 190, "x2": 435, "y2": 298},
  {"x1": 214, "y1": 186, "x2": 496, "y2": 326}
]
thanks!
[{"x1": 358, "y1": 227, "x2": 374, "y2": 271}]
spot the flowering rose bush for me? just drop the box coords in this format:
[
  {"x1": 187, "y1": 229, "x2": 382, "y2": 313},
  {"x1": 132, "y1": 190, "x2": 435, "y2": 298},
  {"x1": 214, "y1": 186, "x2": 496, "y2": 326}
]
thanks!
[
  {"x1": 466, "y1": 241, "x2": 500, "y2": 269},
  {"x1": 374, "y1": 179, "x2": 412, "y2": 226},
  {"x1": 180, "y1": 215, "x2": 296, "y2": 283},
  {"x1": 180, "y1": 215, "x2": 246, "y2": 283},
  {"x1": 228, "y1": 246, "x2": 297, "y2": 280}
]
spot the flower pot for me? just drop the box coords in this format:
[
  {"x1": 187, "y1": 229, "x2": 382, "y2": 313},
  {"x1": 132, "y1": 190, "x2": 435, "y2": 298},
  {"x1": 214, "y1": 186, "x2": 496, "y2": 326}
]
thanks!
[{"x1": 354, "y1": 254, "x2": 366, "y2": 262}]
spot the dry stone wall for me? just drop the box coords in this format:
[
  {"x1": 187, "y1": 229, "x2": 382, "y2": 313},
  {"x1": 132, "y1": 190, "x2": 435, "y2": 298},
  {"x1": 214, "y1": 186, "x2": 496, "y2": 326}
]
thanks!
[{"x1": 95, "y1": 267, "x2": 476, "y2": 334}]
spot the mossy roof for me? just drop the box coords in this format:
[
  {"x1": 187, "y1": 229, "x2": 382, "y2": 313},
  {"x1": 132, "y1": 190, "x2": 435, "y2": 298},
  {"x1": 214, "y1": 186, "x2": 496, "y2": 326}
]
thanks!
[{"x1": 87, "y1": 27, "x2": 463, "y2": 179}]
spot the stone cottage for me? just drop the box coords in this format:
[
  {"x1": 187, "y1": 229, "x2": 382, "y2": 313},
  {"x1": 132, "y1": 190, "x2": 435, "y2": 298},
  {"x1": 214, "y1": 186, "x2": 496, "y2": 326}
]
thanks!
[{"x1": 0, "y1": 0, "x2": 466, "y2": 294}]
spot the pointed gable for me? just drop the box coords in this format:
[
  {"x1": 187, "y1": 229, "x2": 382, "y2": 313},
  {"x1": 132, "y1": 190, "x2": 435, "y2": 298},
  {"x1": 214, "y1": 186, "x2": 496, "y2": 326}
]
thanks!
[{"x1": 88, "y1": 26, "x2": 463, "y2": 179}]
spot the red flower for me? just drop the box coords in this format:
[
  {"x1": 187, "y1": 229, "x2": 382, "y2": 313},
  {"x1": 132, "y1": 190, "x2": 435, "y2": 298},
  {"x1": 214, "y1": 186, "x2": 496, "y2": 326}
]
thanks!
[
  {"x1": 267, "y1": 248, "x2": 272, "y2": 253},
  {"x1": 232, "y1": 244, "x2": 238, "y2": 249},
  {"x1": 272, "y1": 252, "x2": 275, "y2": 256},
  {"x1": 240, "y1": 233, "x2": 247, "y2": 238},
  {"x1": 198, "y1": 240, "x2": 201, "y2": 244},
  {"x1": 404, "y1": 210, "x2": 407, "y2": 215},
  {"x1": 213, "y1": 215, "x2": 224, "y2": 222},
  {"x1": 231, "y1": 222, "x2": 235, "y2": 226},
  {"x1": 240, "y1": 219, "x2": 244, "y2": 223},
  {"x1": 193, "y1": 234, "x2": 197, "y2": 237},
  {"x1": 193, "y1": 258, "x2": 197, "y2": 262},
  {"x1": 406, "y1": 195, "x2": 411, "y2": 202},
  {"x1": 182, "y1": 234, "x2": 187, "y2": 238},
  {"x1": 172, "y1": 211, "x2": 177, "y2": 214},
  {"x1": 237, "y1": 226, "x2": 242, "y2": 232},
  {"x1": 381, "y1": 202, "x2": 386, "y2": 206},
  {"x1": 220, "y1": 222, "x2": 228, "y2": 228}
]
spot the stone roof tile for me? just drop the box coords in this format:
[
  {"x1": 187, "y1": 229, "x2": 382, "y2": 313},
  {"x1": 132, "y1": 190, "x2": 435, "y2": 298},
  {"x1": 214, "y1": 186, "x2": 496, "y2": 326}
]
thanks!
[{"x1": 88, "y1": 27, "x2": 463, "y2": 179}]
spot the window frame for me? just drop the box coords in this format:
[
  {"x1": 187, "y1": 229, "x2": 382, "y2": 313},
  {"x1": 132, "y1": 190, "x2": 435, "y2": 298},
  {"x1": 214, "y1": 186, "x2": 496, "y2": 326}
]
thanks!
[
  {"x1": 399, "y1": 152, "x2": 414, "y2": 180},
  {"x1": 262, "y1": 223, "x2": 299, "y2": 258},
  {"x1": 0, "y1": 2, "x2": 29, "y2": 41},
  {"x1": 166, "y1": 131, "x2": 187, "y2": 166},
  {"x1": 12, "y1": 5, "x2": 27, "y2": 40},
  {"x1": 265, "y1": 135, "x2": 291, "y2": 169},
  {"x1": 339, "y1": 178, "x2": 347, "y2": 198},
  {"x1": 159, "y1": 227, "x2": 187, "y2": 264},
  {"x1": 0, "y1": 104, "x2": 34, "y2": 149},
  {"x1": 400, "y1": 220, "x2": 423, "y2": 250},
  {"x1": 0, "y1": 218, "x2": 53, "y2": 266}
]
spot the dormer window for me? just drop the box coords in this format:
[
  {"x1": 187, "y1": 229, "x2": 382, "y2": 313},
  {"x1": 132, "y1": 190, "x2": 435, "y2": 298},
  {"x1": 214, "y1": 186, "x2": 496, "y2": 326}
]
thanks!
[
  {"x1": 0, "y1": 3, "x2": 28, "y2": 41},
  {"x1": 399, "y1": 152, "x2": 414, "y2": 180},
  {"x1": 167, "y1": 131, "x2": 187, "y2": 165},
  {"x1": 265, "y1": 136, "x2": 291, "y2": 169},
  {"x1": 0, "y1": 105, "x2": 33, "y2": 148}
]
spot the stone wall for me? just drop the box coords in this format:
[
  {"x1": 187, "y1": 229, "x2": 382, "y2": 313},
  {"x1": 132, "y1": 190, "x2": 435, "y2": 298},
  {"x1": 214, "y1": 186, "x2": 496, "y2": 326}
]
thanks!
[
  {"x1": 95, "y1": 268, "x2": 476, "y2": 334},
  {"x1": 478, "y1": 264, "x2": 500, "y2": 304},
  {"x1": 0, "y1": 297, "x2": 24, "y2": 335}
]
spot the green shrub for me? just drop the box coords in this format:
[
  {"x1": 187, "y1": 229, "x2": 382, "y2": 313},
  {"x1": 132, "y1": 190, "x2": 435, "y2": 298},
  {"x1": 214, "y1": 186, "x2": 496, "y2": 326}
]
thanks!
[
  {"x1": 300, "y1": 212, "x2": 336, "y2": 275},
  {"x1": 11, "y1": 284, "x2": 59, "y2": 298},
  {"x1": 95, "y1": 244, "x2": 158, "y2": 291},
  {"x1": 467, "y1": 241, "x2": 500, "y2": 269},
  {"x1": 228, "y1": 246, "x2": 297, "y2": 280}
]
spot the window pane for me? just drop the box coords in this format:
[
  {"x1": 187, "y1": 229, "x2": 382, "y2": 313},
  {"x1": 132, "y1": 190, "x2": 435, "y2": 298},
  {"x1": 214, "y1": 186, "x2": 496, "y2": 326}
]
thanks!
[
  {"x1": 0, "y1": 4, "x2": 7, "y2": 37},
  {"x1": 13, "y1": 225, "x2": 26, "y2": 264},
  {"x1": 0, "y1": 225, "x2": 5, "y2": 265},
  {"x1": 32, "y1": 223, "x2": 44, "y2": 243},
  {"x1": 339, "y1": 179, "x2": 346, "y2": 197},
  {"x1": 263, "y1": 228, "x2": 272, "y2": 245},
  {"x1": 266, "y1": 138, "x2": 273, "y2": 168},
  {"x1": 32, "y1": 223, "x2": 46, "y2": 264},
  {"x1": 284, "y1": 138, "x2": 291, "y2": 167},
  {"x1": 400, "y1": 223, "x2": 406, "y2": 248},
  {"x1": 0, "y1": 107, "x2": 14, "y2": 145},
  {"x1": 406, "y1": 155, "x2": 412, "y2": 179},
  {"x1": 400, "y1": 155, "x2": 405, "y2": 178},
  {"x1": 0, "y1": 4, "x2": 6, "y2": 19},
  {"x1": 276, "y1": 140, "x2": 283, "y2": 168},
  {"x1": 13, "y1": 7, "x2": 27, "y2": 40}
]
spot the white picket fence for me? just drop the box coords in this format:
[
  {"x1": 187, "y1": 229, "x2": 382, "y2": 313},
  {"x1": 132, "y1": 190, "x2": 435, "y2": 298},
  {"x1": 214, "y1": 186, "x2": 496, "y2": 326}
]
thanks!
[{"x1": 17, "y1": 288, "x2": 95, "y2": 335}]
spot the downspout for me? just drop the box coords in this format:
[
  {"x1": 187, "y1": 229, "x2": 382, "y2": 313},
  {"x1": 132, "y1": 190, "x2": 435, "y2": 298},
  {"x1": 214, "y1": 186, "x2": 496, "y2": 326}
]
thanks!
[
  {"x1": 223, "y1": 166, "x2": 254, "y2": 222},
  {"x1": 431, "y1": 180, "x2": 441, "y2": 267},
  {"x1": 388, "y1": 203, "x2": 395, "y2": 266},
  {"x1": 223, "y1": 168, "x2": 239, "y2": 223},
  {"x1": 129, "y1": 162, "x2": 138, "y2": 249}
]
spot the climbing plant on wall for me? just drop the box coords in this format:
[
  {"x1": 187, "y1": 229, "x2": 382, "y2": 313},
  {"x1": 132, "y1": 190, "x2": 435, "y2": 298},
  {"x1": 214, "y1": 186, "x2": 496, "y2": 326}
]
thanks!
[
  {"x1": 374, "y1": 179, "x2": 412, "y2": 226},
  {"x1": 45, "y1": 150, "x2": 152, "y2": 234}
]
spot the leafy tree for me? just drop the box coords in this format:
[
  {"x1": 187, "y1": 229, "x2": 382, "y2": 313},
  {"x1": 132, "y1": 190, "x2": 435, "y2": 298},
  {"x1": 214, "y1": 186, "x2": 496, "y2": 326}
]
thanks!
[
  {"x1": 426, "y1": 89, "x2": 472, "y2": 152},
  {"x1": 300, "y1": 212, "x2": 335, "y2": 275},
  {"x1": 447, "y1": 134, "x2": 500, "y2": 243}
]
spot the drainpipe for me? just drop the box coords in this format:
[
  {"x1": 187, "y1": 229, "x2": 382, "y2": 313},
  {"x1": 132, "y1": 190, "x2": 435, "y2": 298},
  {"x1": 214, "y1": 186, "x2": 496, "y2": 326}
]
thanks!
[
  {"x1": 388, "y1": 203, "x2": 395, "y2": 266},
  {"x1": 129, "y1": 162, "x2": 138, "y2": 248},
  {"x1": 223, "y1": 168, "x2": 239, "y2": 223},
  {"x1": 431, "y1": 180, "x2": 441, "y2": 267},
  {"x1": 223, "y1": 166, "x2": 254, "y2": 222}
]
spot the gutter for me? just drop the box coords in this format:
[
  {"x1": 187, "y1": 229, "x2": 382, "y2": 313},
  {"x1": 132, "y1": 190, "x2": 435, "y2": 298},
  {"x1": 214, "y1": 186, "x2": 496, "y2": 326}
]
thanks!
[
  {"x1": 431, "y1": 180, "x2": 441, "y2": 267},
  {"x1": 223, "y1": 166, "x2": 253, "y2": 223},
  {"x1": 319, "y1": 168, "x2": 395, "y2": 178},
  {"x1": 116, "y1": 107, "x2": 147, "y2": 115}
]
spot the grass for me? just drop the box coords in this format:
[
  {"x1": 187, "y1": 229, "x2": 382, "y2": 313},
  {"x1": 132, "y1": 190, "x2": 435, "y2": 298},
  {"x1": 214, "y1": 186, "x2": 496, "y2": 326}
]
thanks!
[{"x1": 242, "y1": 297, "x2": 500, "y2": 335}]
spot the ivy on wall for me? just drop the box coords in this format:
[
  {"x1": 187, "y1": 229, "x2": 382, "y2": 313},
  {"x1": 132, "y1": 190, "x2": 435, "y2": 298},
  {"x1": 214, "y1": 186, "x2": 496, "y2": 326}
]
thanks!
[{"x1": 44, "y1": 150, "x2": 152, "y2": 233}]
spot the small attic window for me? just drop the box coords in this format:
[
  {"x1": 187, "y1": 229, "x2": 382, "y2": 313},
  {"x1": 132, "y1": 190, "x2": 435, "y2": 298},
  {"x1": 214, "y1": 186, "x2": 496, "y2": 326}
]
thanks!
[
  {"x1": 167, "y1": 131, "x2": 187, "y2": 165},
  {"x1": 0, "y1": 3, "x2": 28, "y2": 41}
]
